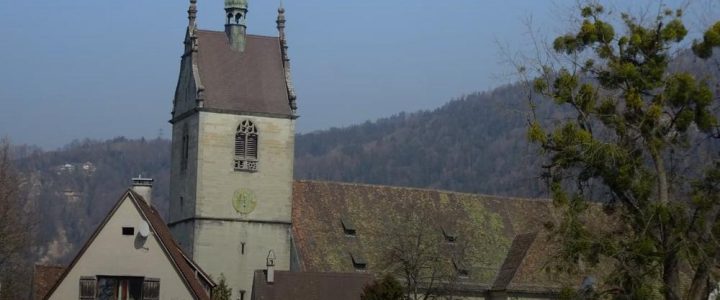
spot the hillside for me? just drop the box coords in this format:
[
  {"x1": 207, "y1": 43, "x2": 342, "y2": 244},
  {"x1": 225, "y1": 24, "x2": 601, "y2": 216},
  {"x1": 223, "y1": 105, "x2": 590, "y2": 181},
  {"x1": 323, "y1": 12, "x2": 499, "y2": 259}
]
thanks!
[
  {"x1": 14, "y1": 138, "x2": 171, "y2": 264},
  {"x1": 295, "y1": 83, "x2": 550, "y2": 197},
  {"x1": 13, "y1": 50, "x2": 719, "y2": 265}
]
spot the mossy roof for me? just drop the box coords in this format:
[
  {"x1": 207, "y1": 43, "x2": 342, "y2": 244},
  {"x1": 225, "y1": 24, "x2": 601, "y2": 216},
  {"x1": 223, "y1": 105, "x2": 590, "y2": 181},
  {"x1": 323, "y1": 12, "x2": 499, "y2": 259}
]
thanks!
[{"x1": 291, "y1": 180, "x2": 560, "y2": 289}]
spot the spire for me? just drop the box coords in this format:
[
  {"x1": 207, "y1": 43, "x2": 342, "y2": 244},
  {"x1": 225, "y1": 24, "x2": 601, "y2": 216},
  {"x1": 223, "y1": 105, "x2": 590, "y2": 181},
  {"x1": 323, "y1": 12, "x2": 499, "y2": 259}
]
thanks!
[
  {"x1": 184, "y1": 0, "x2": 199, "y2": 57},
  {"x1": 225, "y1": 0, "x2": 249, "y2": 52},
  {"x1": 276, "y1": 3, "x2": 286, "y2": 38},
  {"x1": 277, "y1": 4, "x2": 297, "y2": 112}
]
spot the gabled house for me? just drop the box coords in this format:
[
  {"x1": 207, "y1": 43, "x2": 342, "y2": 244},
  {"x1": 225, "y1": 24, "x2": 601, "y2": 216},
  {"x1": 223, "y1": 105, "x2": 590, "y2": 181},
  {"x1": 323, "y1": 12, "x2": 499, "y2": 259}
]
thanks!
[{"x1": 40, "y1": 178, "x2": 215, "y2": 300}]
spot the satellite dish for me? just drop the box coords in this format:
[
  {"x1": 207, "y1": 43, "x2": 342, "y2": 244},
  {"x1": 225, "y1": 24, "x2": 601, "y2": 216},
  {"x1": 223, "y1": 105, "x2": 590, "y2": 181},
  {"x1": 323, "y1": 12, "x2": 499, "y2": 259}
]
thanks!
[{"x1": 138, "y1": 221, "x2": 150, "y2": 238}]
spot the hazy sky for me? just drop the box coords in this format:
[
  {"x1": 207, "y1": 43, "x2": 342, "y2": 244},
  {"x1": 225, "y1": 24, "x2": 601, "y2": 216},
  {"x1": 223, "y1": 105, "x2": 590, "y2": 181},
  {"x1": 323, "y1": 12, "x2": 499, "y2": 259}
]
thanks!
[{"x1": 0, "y1": 0, "x2": 704, "y2": 149}]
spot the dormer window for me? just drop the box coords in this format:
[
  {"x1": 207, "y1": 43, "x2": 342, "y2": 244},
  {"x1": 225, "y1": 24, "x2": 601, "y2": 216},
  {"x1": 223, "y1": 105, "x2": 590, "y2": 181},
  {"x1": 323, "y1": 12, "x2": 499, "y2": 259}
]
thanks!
[
  {"x1": 350, "y1": 252, "x2": 367, "y2": 270},
  {"x1": 453, "y1": 259, "x2": 469, "y2": 278},
  {"x1": 234, "y1": 120, "x2": 258, "y2": 171},
  {"x1": 341, "y1": 217, "x2": 356, "y2": 236},
  {"x1": 442, "y1": 227, "x2": 458, "y2": 243}
]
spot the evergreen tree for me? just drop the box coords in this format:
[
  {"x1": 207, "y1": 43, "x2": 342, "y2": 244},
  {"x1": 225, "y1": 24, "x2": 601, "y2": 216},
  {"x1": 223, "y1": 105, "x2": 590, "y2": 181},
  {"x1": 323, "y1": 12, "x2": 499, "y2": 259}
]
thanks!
[
  {"x1": 526, "y1": 3, "x2": 720, "y2": 299},
  {"x1": 212, "y1": 274, "x2": 232, "y2": 300}
]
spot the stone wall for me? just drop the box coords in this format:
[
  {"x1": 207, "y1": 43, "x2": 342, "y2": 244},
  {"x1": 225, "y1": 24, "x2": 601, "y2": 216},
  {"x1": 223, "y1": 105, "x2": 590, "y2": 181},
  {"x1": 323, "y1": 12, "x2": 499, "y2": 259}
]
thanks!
[{"x1": 177, "y1": 111, "x2": 295, "y2": 298}]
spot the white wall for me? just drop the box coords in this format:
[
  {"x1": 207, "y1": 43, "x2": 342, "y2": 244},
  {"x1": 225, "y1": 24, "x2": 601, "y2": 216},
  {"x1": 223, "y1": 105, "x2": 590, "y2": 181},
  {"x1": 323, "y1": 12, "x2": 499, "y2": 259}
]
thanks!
[{"x1": 49, "y1": 196, "x2": 194, "y2": 300}]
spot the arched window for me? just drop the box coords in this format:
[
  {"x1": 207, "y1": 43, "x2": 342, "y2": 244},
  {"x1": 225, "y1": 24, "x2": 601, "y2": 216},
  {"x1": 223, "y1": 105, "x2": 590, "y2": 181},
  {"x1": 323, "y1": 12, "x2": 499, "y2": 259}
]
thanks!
[{"x1": 234, "y1": 120, "x2": 258, "y2": 171}]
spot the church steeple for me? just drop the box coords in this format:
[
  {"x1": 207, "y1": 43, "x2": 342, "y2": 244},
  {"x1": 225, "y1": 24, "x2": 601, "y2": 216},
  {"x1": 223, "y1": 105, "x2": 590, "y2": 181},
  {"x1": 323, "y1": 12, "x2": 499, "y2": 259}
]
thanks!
[{"x1": 225, "y1": 0, "x2": 248, "y2": 52}]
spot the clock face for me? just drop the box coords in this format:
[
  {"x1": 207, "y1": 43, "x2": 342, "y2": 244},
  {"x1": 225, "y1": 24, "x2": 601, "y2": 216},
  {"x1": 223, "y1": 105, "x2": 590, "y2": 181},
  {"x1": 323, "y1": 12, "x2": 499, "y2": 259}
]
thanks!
[{"x1": 232, "y1": 188, "x2": 257, "y2": 214}]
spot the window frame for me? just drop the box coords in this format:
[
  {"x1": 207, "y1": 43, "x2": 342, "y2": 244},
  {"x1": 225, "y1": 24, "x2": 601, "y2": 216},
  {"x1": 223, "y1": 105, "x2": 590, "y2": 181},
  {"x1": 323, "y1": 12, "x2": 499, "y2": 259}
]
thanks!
[{"x1": 234, "y1": 120, "x2": 259, "y2": 172}]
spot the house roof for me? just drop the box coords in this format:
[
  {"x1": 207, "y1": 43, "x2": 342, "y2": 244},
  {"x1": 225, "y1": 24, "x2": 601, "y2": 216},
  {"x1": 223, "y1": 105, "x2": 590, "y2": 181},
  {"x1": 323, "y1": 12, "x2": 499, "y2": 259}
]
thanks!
[
  {"x1": 251, "y1": 270, "x2": 373, "y2": 300},
  {"x1": 42, "y1": 189, "x2": 215, "y2": 300},
  {"x1": 195, "y1": 30, "x2": 293, "y2": 117},
  {"x1": 291, "y1": 180, "x2": 558, "y2": 288},
  {"x1": 32, "y1": 265, "x2": 65, "y2": 300}
]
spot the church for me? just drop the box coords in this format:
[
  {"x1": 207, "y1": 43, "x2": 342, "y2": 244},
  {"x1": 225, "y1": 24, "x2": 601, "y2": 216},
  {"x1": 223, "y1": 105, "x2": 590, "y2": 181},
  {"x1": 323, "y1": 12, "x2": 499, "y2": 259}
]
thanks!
[
  {"x1": 165, "y1": 1, "x2": 589, "y2": 298},
  {"x1": 36, "y1": 1, "x2": 597, "y2": 299}
]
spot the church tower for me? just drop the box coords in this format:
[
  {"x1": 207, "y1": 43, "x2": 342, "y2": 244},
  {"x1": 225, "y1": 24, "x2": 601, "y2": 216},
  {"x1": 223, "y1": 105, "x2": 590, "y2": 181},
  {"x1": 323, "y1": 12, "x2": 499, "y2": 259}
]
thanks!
[{"x1": 168, "y1": 1, "x2": 297, "y2": 298}]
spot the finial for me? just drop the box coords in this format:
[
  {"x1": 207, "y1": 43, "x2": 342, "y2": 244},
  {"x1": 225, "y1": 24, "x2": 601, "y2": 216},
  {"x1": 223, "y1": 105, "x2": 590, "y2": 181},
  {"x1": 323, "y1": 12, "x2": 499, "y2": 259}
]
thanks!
[{"x1": 276, "y1": 3, "x2": 286, "y2": 31}]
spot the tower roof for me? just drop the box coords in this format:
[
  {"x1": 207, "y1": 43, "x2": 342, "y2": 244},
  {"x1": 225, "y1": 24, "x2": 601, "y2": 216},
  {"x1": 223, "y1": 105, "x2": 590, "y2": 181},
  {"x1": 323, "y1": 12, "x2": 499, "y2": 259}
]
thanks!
[
  {"x1": 225, "y1": 0, "x2": 248, "y2": 8},
  {"x1": 193, "y1": 30, "x2": 293, "y2": 117}
]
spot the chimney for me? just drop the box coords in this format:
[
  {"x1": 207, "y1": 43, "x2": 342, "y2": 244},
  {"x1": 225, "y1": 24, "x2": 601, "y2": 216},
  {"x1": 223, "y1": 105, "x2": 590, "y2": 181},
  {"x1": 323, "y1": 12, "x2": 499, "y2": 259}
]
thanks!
[
  {"x1": 266, "y1": 250, "x2": 276, "y2": 284},
  {"x1": 131, "y1": 175, "x2": 154, "y2": 205}
]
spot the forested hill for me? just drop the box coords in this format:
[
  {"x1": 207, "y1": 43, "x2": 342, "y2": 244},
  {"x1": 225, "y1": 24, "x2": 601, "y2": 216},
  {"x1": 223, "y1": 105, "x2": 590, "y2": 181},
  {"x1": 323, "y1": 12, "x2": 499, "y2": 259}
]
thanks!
[
  {"x1": 294, "y1": 83, "x2": 549, "y2": 197},
  {"x1": 293, "y1": 50, "x2": 720, "y2": 196},
  {"x1": 13, "y1": 50, "x2": 718, "y2": 265},
  {"x1": 13, "y1": 138, "x2": 171, "y2": 264}
]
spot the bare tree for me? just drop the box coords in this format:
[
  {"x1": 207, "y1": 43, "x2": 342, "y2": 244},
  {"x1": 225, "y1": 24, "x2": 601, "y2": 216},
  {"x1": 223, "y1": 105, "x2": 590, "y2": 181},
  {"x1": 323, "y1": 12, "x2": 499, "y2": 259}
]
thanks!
[
  {"x1": 378, "y1": 209, "x2": 483, "y2": 300},
  {"x1": 0, "y1": 139, "x2": 33, "y2": 300}
]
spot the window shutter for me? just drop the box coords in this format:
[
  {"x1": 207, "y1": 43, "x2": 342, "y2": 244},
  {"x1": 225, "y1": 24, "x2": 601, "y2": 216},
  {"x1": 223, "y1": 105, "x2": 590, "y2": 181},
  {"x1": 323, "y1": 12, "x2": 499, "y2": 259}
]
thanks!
[
  {"x1": 142, "y1": 278, "x2": 160, "y2": 300},
  {"x1": 247, "y1": 134, "x2": 258, "y2": 159},
  {"x1": 235, "y1": 132, "x2": 246, "y2": 157},
  {"x1": 79, "y1": 277, "x2": 96, "y2": 300}
]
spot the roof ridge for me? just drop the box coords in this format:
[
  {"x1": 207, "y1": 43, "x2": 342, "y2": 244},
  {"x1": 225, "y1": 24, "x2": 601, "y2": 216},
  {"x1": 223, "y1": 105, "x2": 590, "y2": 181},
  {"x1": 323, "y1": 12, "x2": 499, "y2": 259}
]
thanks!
[
  {"x1": 194, "y1": 29, "x2": 279, "y2": 39},
  {"x1": 272, "y1": 270, "x2": 374, "y2": 278},
  {"x1": 294, "y1": 180, "x2": 550, "y2": 202}
]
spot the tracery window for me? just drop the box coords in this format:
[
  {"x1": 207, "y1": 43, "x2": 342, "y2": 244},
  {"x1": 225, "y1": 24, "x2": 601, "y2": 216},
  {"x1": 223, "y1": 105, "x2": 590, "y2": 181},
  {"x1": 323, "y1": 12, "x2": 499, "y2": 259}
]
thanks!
[{"x1": 234, "y1": 120, "x2": 258, "y2": 171}]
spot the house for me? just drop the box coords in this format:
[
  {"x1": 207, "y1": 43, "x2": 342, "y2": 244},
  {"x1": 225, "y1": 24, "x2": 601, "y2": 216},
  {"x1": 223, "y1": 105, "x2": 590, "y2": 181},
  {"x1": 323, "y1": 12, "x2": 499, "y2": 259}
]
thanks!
[{"x1": 39, "y1": 178, "x2": 215, "y2": 300}]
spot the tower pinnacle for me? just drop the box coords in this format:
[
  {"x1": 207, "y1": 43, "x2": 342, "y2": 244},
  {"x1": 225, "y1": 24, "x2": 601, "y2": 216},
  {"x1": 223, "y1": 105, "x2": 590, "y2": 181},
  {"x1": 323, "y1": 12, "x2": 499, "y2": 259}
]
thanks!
[
  {"x1": 276, "y1": 3, "x2": 297, "y2": 111},
  {"x1": 188, "y1": 0, "x2": 197, "y2": 27}
]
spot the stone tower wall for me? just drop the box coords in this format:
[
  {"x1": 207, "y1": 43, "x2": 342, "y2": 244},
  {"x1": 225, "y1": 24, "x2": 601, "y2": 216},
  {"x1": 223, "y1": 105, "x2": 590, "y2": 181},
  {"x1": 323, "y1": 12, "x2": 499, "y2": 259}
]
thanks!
[{"x1": 172, "y1": 111, "x2": 294, "y2": 298}]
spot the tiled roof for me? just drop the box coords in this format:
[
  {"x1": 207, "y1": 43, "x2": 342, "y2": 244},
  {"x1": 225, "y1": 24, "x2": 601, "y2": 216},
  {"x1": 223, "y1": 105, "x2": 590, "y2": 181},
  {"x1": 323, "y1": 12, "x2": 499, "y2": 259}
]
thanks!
[
  {"x1": 42, "y1": 190, "x2": 215, "y2": 300},
  {"x1": 195, "y1": 30, "x2": 293, "y2": 117},
  {"x1": 291, "y1": 180, "x2": 558, "y2": 289},
  {"x1": 32, "y1": 265, "x2": 65, "y2": 300},
  {"x1": 251, "y1": 270, "x2": 373, "y2": 300}
]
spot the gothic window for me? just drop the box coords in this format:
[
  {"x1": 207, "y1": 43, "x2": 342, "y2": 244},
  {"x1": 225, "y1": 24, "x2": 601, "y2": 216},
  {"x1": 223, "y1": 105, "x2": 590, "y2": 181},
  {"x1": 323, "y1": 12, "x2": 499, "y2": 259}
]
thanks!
[
  {"x1": 181, "y1": 125, "x2": 189, "y2": 171},
  {"x1": 234, "y1": 120, "x2": 258, "y2": 171}
]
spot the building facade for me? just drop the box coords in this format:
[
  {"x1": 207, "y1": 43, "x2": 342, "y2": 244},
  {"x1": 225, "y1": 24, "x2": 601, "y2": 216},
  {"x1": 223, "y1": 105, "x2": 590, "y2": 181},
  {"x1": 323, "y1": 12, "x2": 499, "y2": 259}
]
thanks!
[{"x1": 168, "y1": 0, "x2": 298, "y2": 298}]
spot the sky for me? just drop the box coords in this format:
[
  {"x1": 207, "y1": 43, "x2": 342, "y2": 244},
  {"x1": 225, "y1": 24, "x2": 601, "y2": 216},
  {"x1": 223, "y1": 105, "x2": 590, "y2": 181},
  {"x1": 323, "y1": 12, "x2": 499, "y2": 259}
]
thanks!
[{"x1": 0, "y1": 0, "x2": 708, "y2": 149}]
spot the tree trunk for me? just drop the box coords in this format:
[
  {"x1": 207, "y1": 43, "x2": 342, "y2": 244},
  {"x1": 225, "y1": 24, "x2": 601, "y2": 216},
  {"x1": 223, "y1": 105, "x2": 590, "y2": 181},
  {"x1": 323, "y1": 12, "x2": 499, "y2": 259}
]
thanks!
[
  {"x1": 651, "y1": 148, "x2": 680, "y2": 299},
  {"x1": 687, "y1": 260, "x2": 710, "y2": 300},
  {"x1": 650, "y1": 148, "x2": 669, "y2": 204}
]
